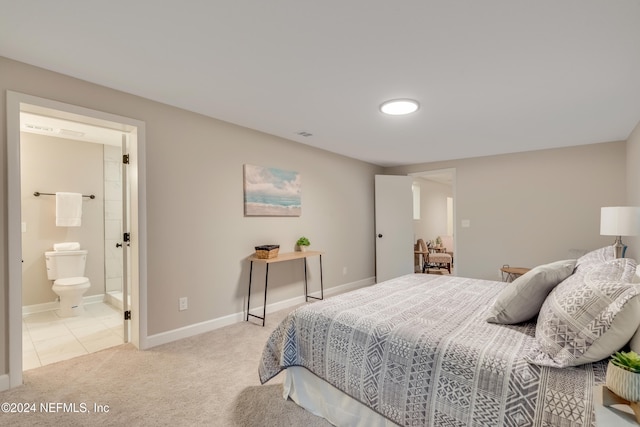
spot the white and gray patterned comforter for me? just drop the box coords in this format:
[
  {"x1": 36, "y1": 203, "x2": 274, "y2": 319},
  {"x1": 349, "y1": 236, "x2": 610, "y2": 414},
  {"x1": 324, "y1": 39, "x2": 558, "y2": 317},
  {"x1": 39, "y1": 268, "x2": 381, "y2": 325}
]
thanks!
[{"x1": 259, "y1": 274, "x2": 607, "y2": 426}]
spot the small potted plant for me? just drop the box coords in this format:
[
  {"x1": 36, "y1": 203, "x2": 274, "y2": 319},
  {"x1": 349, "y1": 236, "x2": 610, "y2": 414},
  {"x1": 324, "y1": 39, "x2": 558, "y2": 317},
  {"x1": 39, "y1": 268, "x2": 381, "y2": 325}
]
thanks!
[
  {"x1": 296, "y1": 236, "x2": 310, "y2": 252},
  {"x1": 606, "y1": 350, "x2": 640, "y2": 402},
  {"x1": 435, "y1": 236, "x2": 442, "y2": 248}
]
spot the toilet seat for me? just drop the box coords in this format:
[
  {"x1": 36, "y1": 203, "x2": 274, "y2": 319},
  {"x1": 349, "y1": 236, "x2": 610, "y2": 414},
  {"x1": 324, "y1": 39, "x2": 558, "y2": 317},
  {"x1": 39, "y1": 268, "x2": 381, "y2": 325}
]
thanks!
[{"x1": 53, "y1": 277, "x2": 90, "y2": 287}]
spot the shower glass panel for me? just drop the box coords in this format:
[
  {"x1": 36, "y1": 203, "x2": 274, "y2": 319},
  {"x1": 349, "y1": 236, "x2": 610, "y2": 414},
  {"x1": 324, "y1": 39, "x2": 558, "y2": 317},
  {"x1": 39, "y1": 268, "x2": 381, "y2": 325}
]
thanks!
[{"x1": 103, "y1": 145, "x2": 124, "y2": 308}]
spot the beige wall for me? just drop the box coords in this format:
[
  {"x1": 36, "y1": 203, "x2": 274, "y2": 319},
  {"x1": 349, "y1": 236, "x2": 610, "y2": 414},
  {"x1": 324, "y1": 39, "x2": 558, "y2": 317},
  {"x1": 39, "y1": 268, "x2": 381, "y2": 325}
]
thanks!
[
  {"x1": 20, "y1": 133, "x2": 106, "y2": 305},
  {"x1": 2, "y1": 55, "x2": 639, "y2": 381},
  {"x1": 141, "y1": 111, "x2": 381, "y2": 334},
  {"x1": 1, "y1": 57, "x2": 383, "y2": 376},
  {"x1": 626, "y1": 120, "x2": 640, "y2": 261},
  {"x1": 387, "y1": 141, "x2": 629, "y2": 280}
]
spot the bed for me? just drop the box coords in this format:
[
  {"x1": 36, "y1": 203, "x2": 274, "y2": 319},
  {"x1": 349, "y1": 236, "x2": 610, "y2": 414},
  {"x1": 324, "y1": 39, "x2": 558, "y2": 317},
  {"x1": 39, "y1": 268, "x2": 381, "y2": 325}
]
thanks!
[{"x1": 259, "y1": 247, "x2": 640, "y2": 427}]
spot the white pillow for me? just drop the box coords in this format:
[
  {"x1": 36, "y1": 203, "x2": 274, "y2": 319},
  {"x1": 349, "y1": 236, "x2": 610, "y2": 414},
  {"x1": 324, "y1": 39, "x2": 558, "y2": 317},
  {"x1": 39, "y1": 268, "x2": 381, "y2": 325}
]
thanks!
[
  {"x1": 526, "y1": 258, "x2": 640, "y2": 368},
  {"x1": 486, "y1": 259, "x2": 576, "y2": 324}
]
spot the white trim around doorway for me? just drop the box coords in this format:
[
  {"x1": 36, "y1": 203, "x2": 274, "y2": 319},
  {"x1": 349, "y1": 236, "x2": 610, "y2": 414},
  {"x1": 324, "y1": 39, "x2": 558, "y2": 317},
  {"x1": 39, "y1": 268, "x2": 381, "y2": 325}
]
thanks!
[{"x1": 5, "y1": 91, "x2": 148, "y2": 390}]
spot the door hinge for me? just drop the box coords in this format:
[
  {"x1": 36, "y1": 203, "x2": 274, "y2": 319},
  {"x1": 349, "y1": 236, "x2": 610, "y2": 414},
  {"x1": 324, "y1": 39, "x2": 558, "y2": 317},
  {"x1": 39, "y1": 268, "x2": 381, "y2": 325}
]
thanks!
[
  {"x1": 123, "y1": 232, "x2": 130, "y2": 242},
  {"x1": 123, "y1": 154, "x2": 130, "y2": 164},
  {"x1": 124, "y1": 310, "x2": 131, "y2": 320}
]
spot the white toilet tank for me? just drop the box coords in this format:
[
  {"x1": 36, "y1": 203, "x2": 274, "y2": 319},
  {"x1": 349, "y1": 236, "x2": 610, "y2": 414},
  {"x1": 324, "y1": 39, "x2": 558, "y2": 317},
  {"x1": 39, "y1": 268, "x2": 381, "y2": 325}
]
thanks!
[{"x1": 45, "y1": 249, "x2": 88, "y2": 280}]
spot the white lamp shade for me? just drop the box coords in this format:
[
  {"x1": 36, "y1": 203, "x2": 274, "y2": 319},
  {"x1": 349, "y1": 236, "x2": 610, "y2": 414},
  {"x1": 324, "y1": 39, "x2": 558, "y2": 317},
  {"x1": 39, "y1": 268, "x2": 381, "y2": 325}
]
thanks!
[{"x1": 600, "y1": 207, "x2": 640, "y2": 236}]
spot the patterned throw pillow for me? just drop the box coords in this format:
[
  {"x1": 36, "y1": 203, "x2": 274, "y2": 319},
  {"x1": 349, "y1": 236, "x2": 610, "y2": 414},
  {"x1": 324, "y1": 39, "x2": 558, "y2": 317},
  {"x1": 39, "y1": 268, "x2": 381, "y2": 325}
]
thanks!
[
  {"x1": 526, "y1": 258, "x2": 640, "y2": 368},
  {"x1": 486, "y1": 259, "x2": 577, "y2": 324},
  {"x1": 574, "y1": 245, "x2": 615, "y2": 270}
]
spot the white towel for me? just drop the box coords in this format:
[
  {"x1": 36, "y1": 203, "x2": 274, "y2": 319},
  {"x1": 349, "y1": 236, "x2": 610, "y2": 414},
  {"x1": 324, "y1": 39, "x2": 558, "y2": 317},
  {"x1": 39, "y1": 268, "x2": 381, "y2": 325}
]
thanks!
[
  {"x1": 53, "y1": 242, "x2": 81, "y2": 251},
  {"x1": 56, "y1": 192, "x2": 82, "y2": 227}
]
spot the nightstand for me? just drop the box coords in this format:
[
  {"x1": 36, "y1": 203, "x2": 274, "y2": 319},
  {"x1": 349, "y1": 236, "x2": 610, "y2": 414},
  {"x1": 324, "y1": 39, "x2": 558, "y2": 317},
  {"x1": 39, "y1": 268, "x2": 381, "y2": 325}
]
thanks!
[{"x1": 500, "y1": 265, "x2": 530, "y2": 282}]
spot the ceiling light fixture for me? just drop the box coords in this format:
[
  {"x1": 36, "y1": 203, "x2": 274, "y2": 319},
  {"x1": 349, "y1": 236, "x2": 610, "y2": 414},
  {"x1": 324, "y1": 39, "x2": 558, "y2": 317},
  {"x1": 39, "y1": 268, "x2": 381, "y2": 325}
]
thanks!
[{"x1": 380, "y1": 99, "x2": 420, "y2": 116}]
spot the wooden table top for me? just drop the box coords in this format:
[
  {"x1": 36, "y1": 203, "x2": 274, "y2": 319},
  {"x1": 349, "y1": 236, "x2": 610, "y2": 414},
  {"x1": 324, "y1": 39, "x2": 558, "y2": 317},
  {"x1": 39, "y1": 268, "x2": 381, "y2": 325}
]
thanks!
[
  {"x1": 500, "y1": 266, "x2": 530, "y2": 275},
  {"x1": 248, "y1": 250, "x2": 324, "y2": 263}
]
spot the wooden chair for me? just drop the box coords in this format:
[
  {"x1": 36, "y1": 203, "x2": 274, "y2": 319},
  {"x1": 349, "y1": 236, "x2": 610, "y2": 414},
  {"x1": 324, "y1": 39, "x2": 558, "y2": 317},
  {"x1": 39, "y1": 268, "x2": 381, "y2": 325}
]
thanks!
[
  {"x1": 417, "y1": 239, "x2": 452, "y2": 274},
  {"x1": 416, "y1": 239, "x2": 428, "y2": 272}
]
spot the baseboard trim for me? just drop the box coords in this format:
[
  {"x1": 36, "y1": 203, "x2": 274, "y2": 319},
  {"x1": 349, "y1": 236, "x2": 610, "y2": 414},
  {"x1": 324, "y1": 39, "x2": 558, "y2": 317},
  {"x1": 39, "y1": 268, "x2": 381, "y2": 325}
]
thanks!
[
  {"x1": 22, "y1": 294, "x2": 107, "y2": 316},
  {"x1": 146, "y1": 277, "x2": 375, "y2": 348},
  {"x1": 0, "y1": 374, "x2": 10, "y2": 392}
]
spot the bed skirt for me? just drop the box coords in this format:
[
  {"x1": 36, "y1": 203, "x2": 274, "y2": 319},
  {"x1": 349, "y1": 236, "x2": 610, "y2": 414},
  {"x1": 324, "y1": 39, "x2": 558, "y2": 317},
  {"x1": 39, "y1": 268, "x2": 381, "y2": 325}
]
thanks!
[{"x1": 284, "y1": 366, "x2": 398, "y2": 427}]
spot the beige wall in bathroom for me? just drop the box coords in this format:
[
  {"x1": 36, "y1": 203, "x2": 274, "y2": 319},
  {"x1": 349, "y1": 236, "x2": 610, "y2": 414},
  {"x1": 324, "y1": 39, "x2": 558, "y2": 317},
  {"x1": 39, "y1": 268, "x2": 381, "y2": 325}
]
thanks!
[{"x1": 20, "y1": 133, "x2": 106, "y2": 305}]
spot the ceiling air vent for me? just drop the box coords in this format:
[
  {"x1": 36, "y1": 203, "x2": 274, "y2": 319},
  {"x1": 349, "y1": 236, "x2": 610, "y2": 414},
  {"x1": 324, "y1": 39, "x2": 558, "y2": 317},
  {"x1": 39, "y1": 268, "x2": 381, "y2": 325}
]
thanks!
[{"x1": 57, "y1": 129, "x2": 85, "y2": 138}]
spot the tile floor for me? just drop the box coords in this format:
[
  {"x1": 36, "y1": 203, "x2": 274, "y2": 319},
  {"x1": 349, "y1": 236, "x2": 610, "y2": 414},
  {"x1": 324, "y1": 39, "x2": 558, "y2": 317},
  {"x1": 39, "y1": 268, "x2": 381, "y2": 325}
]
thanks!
[{"x1": 22, "y1": 302, "x2": 124, "y2": 371}]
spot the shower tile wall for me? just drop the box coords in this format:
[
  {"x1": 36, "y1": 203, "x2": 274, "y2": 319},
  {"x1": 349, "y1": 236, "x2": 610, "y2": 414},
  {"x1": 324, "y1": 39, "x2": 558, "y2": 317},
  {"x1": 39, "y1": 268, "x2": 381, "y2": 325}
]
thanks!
[{"x1": 104, "y1": 145, "x2": 123, "y2": 294}]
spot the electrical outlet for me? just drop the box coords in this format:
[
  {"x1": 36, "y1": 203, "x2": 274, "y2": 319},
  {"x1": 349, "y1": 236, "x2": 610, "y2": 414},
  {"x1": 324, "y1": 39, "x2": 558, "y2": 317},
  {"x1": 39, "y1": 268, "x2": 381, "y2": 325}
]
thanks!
[{"x1": 179, "y1": 297, "x2": 188, "y2": 311}]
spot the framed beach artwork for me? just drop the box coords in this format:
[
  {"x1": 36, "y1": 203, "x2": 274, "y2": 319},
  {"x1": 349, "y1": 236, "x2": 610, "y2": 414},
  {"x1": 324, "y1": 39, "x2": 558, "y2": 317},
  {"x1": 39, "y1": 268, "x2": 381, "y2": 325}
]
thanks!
[{"x1": 243, "y1": 164, "x2": 302, "y2": 216}]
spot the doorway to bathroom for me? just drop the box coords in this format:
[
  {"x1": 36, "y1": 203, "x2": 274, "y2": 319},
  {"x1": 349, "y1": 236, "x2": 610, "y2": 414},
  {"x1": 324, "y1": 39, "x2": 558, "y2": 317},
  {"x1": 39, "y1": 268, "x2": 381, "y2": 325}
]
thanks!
[
  {"x1": 20, "y1": 121, "x2": 127, "y2": 369},
  {"x1": 6, "y1": 91, "x2": 147, "y2": 389}
]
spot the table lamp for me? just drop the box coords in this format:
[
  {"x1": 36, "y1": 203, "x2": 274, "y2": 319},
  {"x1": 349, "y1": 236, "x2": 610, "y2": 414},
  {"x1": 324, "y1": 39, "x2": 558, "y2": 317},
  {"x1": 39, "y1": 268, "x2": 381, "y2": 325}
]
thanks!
[{"x1": 600, "y1": 206, "x2": 640, "y2": 258}]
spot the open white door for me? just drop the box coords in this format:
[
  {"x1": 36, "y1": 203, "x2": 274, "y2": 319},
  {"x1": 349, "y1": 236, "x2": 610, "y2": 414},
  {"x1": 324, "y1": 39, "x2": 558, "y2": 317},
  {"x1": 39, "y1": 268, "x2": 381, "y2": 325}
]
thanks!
[
  {"x1": 374, "y1": 175, "x2": 414, "y2": 282},
  {"x1": 121, "y1": 134, "x2": 130, "y2": 342}
]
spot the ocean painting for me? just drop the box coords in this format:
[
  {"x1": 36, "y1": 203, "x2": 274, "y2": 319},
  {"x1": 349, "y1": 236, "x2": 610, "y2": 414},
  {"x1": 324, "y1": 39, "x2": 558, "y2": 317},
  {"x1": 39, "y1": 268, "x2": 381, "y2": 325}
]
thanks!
[{"x1": 243, "y1": 164, "x2": 302, "y2": 216}]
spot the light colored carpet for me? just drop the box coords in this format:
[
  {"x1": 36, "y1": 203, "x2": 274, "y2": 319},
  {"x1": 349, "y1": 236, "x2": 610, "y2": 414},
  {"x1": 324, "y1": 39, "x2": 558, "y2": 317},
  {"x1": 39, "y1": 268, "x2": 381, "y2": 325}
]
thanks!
[{"x1": 1, "y1": 305, "x2": 332, "y2": 426}]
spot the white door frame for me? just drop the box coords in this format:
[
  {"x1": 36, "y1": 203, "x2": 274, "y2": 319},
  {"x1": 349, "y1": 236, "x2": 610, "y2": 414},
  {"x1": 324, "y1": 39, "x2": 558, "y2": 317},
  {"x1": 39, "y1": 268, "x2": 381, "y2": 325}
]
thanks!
[{"x1": 6, "y1": 91, "x2": 149, "y2": 389}]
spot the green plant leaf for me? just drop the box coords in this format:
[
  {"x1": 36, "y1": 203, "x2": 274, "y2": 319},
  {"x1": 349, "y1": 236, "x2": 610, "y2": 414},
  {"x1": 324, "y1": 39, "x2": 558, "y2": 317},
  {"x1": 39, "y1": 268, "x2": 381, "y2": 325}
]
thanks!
[
  {"x1": 611, "y1": 351, "x2": 640, "y2": 373},
  {"x1": 296, "y1": 236, "x2": 310, "y2": 246}
]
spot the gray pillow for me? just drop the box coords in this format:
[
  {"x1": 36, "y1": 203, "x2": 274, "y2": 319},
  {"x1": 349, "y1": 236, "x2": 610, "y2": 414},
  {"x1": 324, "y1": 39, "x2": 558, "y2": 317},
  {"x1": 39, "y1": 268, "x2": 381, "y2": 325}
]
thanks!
[
  {"x1": 630, "y1": 327, "x2": 640, "y2": 353},
  {"x1": 486, "y1": 259, "x2": 576, "y2": 324},
  {"x1": 526, "y1": 258, "x2": 640, "y2": 368}
]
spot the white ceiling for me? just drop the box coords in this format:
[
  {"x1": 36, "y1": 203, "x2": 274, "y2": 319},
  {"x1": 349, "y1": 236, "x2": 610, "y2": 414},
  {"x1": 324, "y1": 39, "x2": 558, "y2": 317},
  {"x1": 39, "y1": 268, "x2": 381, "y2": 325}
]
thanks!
[{"x1": 2, "y1": 1, "x2": 639, "y2": 167}]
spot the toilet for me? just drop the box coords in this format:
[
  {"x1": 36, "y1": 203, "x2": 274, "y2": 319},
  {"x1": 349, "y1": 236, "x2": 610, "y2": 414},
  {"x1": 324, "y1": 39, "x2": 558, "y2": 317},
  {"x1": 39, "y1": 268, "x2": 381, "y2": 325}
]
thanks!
[{"x1": 45, "y1": 244, "x2": 91, "y2": 317}]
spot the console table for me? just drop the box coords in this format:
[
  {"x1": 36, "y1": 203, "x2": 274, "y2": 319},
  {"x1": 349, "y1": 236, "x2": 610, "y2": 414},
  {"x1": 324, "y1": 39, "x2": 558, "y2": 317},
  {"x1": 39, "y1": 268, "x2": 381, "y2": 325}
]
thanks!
[{"x1": 246, "y1": 250, "x2": 324, "y2": 326}]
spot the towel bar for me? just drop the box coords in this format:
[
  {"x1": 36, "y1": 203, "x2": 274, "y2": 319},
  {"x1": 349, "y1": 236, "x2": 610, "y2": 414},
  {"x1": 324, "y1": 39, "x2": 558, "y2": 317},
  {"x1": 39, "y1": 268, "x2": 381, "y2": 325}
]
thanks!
[{"x1": 34, "y1": 191, "x2": 95, "y2": 199}]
